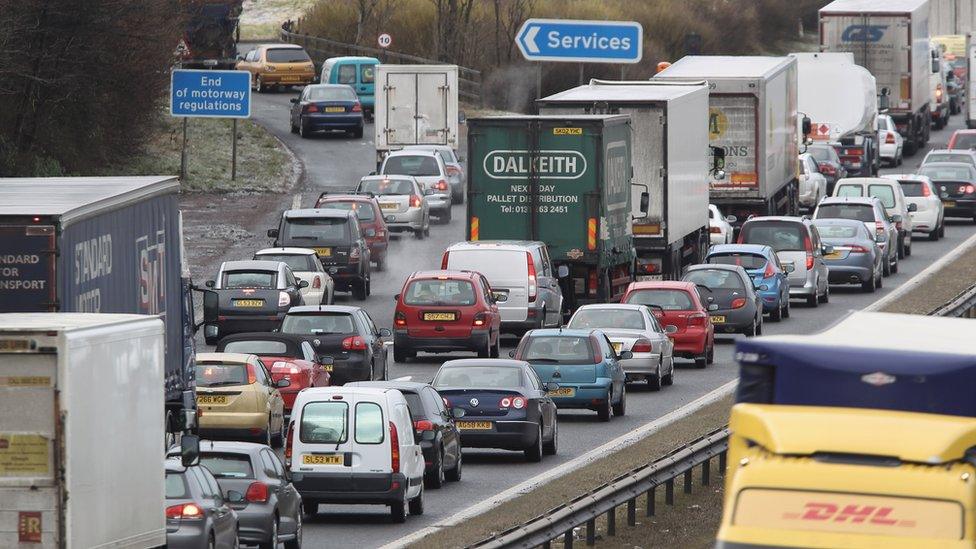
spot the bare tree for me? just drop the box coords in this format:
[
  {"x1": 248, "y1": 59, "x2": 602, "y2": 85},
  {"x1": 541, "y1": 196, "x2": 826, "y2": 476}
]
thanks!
[{"x1": 354, "y1": 0, "x2": 381, "y2": 44}]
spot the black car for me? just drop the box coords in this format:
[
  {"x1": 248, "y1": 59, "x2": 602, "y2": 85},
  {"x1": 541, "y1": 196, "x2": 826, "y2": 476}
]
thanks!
[
  {"x1": 683, "y1": 264, "x2": 763, "y2": 336},
  {"x1": 807, "y1": 142, "x2": 848, "y2": 194},
  {"x1": 279, "y1": 304, "x2": 390, "y2": 385},
  {"x1": 269, "y1": 208, "x2": 371, "y2": 300},
  {"x1": 289, "y1": 83, "x2": 364, "y2": 139},
  {"x1": 348, "y1": 381, "x2": 464, "y2": 488},
  {"x1": 918, "y1": 162, "x2": 976, "y2": 222},
  {"x1": 202, "y1": 260, "x2": 306, "y2": 345},
  {"x1": 432, "y1": 359, "x2": 558, "y2": 462}
]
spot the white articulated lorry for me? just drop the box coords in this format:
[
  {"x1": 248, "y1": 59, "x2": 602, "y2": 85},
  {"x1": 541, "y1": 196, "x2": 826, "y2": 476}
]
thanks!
[
  {"x1": 537, "y1": 80, "x2": 714, "y2": 280},
  {"x1": 0, "y1": 313, "x2": 166, "y2": 548},
  {"x1": 655, "y1": 56, "x2": 800, "y2": 230},
  {"x1": 820, "y1": 0, "x2": 932, "y2": 155},
  {"x1": 374, "y1": 64, "x2": 459, "y2": 167}
]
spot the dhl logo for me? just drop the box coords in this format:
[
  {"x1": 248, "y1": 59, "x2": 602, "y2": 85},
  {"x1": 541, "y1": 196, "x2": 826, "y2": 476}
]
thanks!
[{"x1": 784, "y1": 503, "x2": 915, "y2": 528}]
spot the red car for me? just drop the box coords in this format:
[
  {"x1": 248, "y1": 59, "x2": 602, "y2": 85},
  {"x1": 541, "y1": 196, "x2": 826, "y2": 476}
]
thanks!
[
  {"x1": 393, "y1": 270, "x2": 504, "y2": 362},
  {"x1": 620, "y1": 281, "x2": 714, "y2": 368},
  {"x1": 316, "y1": 192, "x2": 390, "y2": 270},
  {"x1": 948, "y1": 129, "x2": 976, "y2": 150},
  {"x1": 215, "y1": 332, "x2": 331, "y2": 413}
]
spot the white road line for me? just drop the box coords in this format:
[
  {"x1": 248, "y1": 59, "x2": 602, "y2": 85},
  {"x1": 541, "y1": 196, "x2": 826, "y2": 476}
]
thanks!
[{"x1": 292, "y1": 193, "x2": 302, "y2": 209}]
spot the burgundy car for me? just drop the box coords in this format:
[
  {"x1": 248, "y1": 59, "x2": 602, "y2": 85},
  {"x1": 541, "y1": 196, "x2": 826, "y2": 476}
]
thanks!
[{"x1": 315, "y1": 192, "x2": 390, "y2": 270}]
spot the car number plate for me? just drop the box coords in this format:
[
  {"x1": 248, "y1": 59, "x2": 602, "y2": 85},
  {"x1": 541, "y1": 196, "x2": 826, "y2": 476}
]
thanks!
[
  {"x1": 423, "y1": 312, "x2": 457, "y2": 321},
  {"x1": 945, "y1": 201, "x2": 956, "y2": 207},
  {"x1": 302, "y1": 454, "x2": 343, "y2": 465},
  {"x1": 457, "y1": 421, "x2": 492, "y2": 430},
  {"x1": 379, "y1": 202, "x2": 398, "y2": 210},
  {"x1": 711, "y1": 315, "x2": 726, "y2": 324},
  {"x1": 233, "y1": 299, "x2": 264, "y2": 307},
  {"x1": 314, "y1": 247, "x2": 332, "y2": 257},
  {"x1": 548, "y1": 387, "x2": 576, "y2": 397},
  {"x1": 197, "y1": 395, "x2": 228, "y2": 405},
  {"x1": 824, "y1": 251, "x2": 842, "y2": 260},
  {"x1": 281, "y1": 76, "x2": 300, "y2": 82},
  {"x1": 0, "y1": 339, "x2": 30, "y2": 352},
  {"x1": 324, "y1": 106, "x2": 345, "y2": 112},
  {"x1": 612, "y1": 342, "x2": 623, "y2": 353},
  {"x1": 320, "y1": 363, "x2": 333, "y2": 372}
]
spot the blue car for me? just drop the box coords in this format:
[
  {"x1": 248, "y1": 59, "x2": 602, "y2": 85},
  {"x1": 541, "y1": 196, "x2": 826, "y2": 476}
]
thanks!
[
  {"x1": 705, "y1": 244, "x2": 792, "y2": 321},
  {"x1": 289, "y1": 84, "x2": 364, "y2": 138},
  {"x1": 513, "y1": 329, "x2": 627, "y2": 421}
]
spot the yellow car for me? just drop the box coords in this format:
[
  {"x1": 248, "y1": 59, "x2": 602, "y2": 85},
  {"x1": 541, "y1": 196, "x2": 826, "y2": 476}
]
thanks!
[
  {"x1": 195, "y1": 352, "x2": 287, "y2": 446},
  {"x1": 236, "y1": 44, "x2": 316, "y2": 92}
]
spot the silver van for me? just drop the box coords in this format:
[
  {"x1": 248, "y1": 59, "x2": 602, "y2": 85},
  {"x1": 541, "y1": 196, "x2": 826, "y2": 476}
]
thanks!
[{"x1": 737, "y1": 217, "x2": 831, "y2": 307}]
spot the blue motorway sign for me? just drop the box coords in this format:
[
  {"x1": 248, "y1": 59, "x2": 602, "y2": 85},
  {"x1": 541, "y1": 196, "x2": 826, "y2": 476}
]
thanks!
[
  {"x1": 170, "y1": 69, "x2": 251, "y2": 118},
  {"x1": 516, "y1": 19, "x2": 643, "y2": 64}
]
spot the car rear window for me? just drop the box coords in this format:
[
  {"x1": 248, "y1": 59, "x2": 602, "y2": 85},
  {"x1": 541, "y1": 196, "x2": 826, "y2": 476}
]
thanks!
[
  {"x1": 951, "y1": 133, "x2": 976, "y2": 149},
  {"x1": 355, "y1": 402, "x2": 384, "y2": 444},
  {"x1": 918, "y1": 165, "x2": 973, "y2": 180},
  {"x1": 835, "y1": 185, "x2": 864, "y2": 198},
  {"x1": 868, "y1": 184, "x2": 897, "y2": 208},
  {"x1": 708, "y1": 253, "x2": 767, "y2": 270},
  {"x1": 321, "y1": 200, "x2": 376, "y2": 221},
  {"x1": 446, "y1": 249, "x2": 528, "y2": 281},
  {"x1": 383, "y1": 155, "x2": 441, "y2": 177},
  {"x1": 433, "y1": 366, "x2": 522, "y2": 388},
  {"x1": 739, "y1": 221, "x2": 806, "y2": 252},
  {"x1": 281, "y1": 313, "x2": 355, "y2": 335},
  {"x1": 308, "y1": 86, "x2": 356, "y2": 102},
  {"x1": 196, "y1": 362, "x2": 250, "y2": 387},
  {"x1": 222, "y1": 340, "x2": 289, "y2": 355},
  {"x1": 404, "y1": 279, "x2": 476, "y2": 306},
  {"x1": 400, "y1": 392, "x2": 425, "y2": 419},
  {"x1": 165, "y1": 472, "x2": 188, "y2": 498},
  {"x1": 223, "y1": 270, "x2": 276, "y2": 289},
  {"x1": 199, "y1": 453, "x2": 254, "y2": 479},
  {"x1": 266, "y1": 48, "x2": 311, "y2": 63},
  {"x1": 815, "y1": 224, "x2": 860, "y2": 239},
  {"x1": 817, "y1": 203, "x2": 876, "y2": 222},
  {"x1": 300, "y1": 401, "x2": 348, "y2": 444},
  {"x1": 568, "y1": 308, "x2": 645, "y2": 330},
  {"x1": 898, "y1": 181, "x2": 926, "y2": 197},
  {"x1": 359, "y1": 178, "x2": 415, "y2": 195},
  {"x1": 926, "y1": 153, "x2": 973, "y2": 165},
  {"x1": 255, "y1": 254, "x2": 313, "y2": 272},
  {"x1": 624, "y1": 289, "x2": 693, "y2": 310},
  {"x1": 522, "y1": 336, "x2": 594, "y2": 364},
  {"x1": 282, "y1": 217, "x2": 350, "y2": 242},
  {"x1": 684, "y1": 269, "x2": 745, "y2": 290}
]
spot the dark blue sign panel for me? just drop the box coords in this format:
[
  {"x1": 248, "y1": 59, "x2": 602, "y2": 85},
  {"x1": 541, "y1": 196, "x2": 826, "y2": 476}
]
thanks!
[
  {"x1": 0, "y1": 225, "x2": 57, "y2": 311},
  {"x1": 170, "y1": 69, "x2": 251, "y2": 118}
]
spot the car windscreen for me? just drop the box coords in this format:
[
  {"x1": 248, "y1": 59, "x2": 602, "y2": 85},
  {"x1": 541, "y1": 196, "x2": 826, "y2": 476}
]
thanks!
[
  {"x1": 951, "y1": 134, "x2": 976, "y2": 150},
  {"x1": 359, "y1": 178, "x2": 415, "y2": 195},
  {"x1": 307, "y1": 86, "x2": 356, "y2": 102},
  {"x1": 282, "y1": 217, "x2": 349, "y2": 241},
  {"x1": 569, "y1": 308, "x2": 645, "y2": 330},
  {"x1": 165, "y1": 472, "x2": 188, "y2": 498},
  {"x1": 199, "y1": 453, "x2": 254, "y2": 479},
  {"x1": 868, "y1": 185, "x2": 896, "y2": 208},
  {"x1": 624, "y1": 289, "x2": 693, "y2": 310},
  {"x1": 221, "y1": 340, "x2": 289, "y2": 355},
  {"x1": 446, "y1": 249, "x2": 528, "y2": 280},
  {"x1": 255, "y1": 254, "x2": 313, "y2": 272},
  {"x1": 918, "y1": 165, "x2": 974, "y2": 181},
  {"x1": 404, "y1": 279, "x2": 476, "y2": 306},
  {"x1": 816, "y1": 203, "x2": 875, "y2": 222},
  {"x1": 522, "y1": 336, "x2": 594, "y2": 364},
  {"x1": 281, "y1": 312, "x2": 356, "y2": 335},
  {"x1": 300, "y1": 401, "x2": 347, "y2": 444},
  {"x1": 835, "y1": 185, "x2": 864, "y2": 198},
  {"x1": 898, "y1": 181, "x2": 926, "y2": 197},
  {"x1": 196, "y1": 362, "x2": 251, "y2": 387},
  {"x1": 814, "y1": 224, "x2": 860, "y2": 239},
  {"x1": 708, "y1": 253, "x2": 767, "y2": 270},
  {"x1": 266, "y1": 48, "x2": 311, "y2": 63},
  {"x1": 684, "y1": 269, "x2": 745, "y2": 290},
  {"x1": 739, "y1": 221, "x2": 806, "y2": 252},
  {"x1": 383, "y1": 155, "x2": 440, "y2": 176},
  {"x1": 433, "y1": 366, "x2": 522, "y2": 388},
  {"x1": 321, "y1": 200, "x2": 376, "y2": 221},
  {"x1": 222, "y1": 270, "x2": 276, "y2": 289},
  {"x1": 807, "y1": 146, "x2": 835, "y2": 162},
  {"x1": 925, "y1": 153, "x2": 973, "y2": 165}
]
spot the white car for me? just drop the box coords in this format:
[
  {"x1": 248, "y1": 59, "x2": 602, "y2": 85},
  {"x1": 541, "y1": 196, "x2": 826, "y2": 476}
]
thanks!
[
  {"x1": 798, "y1": 153, "x2": 828, "y2": 209},
  {"x1": 380, "y1": 150, "x2": 453, "y2": 223},
  {"x1": 403, "y1": 144, "x2": 465, "y2": 205},
  {"x1": 566, "y1": 303, "x2": 675, "y2": 390},
  {"x1": 877, "y1": 114, "x2": 904, "y2": 166},
  {"x1": 253, "y1": 247, "x2": 334, "y2": 305},
  {"x1": 708, "y1": 204, "x2": 734, "y2": 245},
  {"x1": 883, "y1": 174, "x2": 945, "y2": 241}
]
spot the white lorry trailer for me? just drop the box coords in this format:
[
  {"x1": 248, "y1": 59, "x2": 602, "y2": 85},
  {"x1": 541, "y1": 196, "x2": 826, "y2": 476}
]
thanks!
[
  {"x1": 655, "y1": 56, "x2": 800, "y2": 230},
  {"x1": 820, "y1": 0, "x2": 932, "y2": 155},
  {"x1": 374, "y1": 64, "x2": 459, "y2": 167},
  {"x1": 537, "y1": 80, "x2": 714, "y2": 280},
  {"x1": 0, "y1": 313, "x2": 166, "y2": 548}
]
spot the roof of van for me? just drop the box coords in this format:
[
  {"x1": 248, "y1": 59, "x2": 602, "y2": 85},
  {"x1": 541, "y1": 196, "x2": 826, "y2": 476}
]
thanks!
[
  {"x1": 539, "y1": 80, "x2": 708, "y2": 104},
  {"x1": 0, "y1": 313, "x2": 160, "y2": 332},
  {"x1": 0, "y1": 176, "x2": 179, "y2": 225},
  {"x1": 835, "y1": 177, "x2": 899, "y2": 185},
  {"x1": 326, "y1": 56, "x2": 379, "y2": 63},
  {"x1": 820, "y1": 0, "x2": 930, "y2": 14},
  {"x1": 655, "y1": 56, "x2": 793, "y2": 79},
  {"x1": 295, "y1": 386, "x2": 401, "y2": 398}
]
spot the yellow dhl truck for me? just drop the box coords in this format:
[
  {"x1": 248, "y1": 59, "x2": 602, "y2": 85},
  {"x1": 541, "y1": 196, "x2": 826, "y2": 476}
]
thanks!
[{"x1": 717, "y1": 312, "x2": 976, "y2": 548}]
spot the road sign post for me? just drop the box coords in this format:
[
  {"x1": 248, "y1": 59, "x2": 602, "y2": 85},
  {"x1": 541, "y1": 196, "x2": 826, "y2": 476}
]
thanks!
[{"x1": 516, "y1": 18, "x2": 643, "y2": 64}]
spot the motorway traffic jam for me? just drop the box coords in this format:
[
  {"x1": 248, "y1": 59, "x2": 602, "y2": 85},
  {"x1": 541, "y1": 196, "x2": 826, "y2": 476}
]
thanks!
[{"x1": 4, "y1": 0, "x2": 976, "y2": 548}]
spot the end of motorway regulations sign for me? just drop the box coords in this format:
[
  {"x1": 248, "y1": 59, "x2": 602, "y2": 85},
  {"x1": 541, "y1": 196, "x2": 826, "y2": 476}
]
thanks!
[
  {"x1": 170, "y1": 69, "x2": 251, "y2": 118},
  {"x1": 516, "y1": 18, "x2": 642, "y2": 64}
]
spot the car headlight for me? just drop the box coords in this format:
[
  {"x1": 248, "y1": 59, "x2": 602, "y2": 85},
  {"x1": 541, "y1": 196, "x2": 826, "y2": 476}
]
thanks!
[{"x1": 278, "y1": 291, "x2": 291, "y2": 307}]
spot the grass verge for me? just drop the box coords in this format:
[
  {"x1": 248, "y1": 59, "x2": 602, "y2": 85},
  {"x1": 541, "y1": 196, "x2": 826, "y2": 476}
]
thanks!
[{"x1": 239, "y1": 0, "x2": 315, "y2": 41}]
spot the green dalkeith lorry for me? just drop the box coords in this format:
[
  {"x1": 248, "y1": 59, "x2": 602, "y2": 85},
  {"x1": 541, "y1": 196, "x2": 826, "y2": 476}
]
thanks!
[{"x1": 466, "y1": 115, "x2": 647, "y2": 310}]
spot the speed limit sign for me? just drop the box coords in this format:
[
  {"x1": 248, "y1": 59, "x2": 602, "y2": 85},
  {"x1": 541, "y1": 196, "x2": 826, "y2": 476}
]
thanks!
[{"x1": 378, "y1": 33, "x2": 392, "y2": 49}]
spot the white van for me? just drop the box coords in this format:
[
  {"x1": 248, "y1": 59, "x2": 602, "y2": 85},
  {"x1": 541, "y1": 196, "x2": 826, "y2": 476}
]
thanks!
[
  {"x1": 287, "y1": 387, "x2": 425, "y2": 522},
  {"x1": 832, "y1": 177, "x2": 915, "y2": 258}
]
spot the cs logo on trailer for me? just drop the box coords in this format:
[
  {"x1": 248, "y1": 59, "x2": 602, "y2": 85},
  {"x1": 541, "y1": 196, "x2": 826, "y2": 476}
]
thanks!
[{"x1": 841, "y1": 25, "x2": 888, "y2": 43}]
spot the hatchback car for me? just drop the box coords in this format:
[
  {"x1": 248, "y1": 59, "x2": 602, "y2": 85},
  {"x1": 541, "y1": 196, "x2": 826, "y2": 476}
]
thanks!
[
  {"x1": 168, "y1": 442, "x2": 302, "y2": 549},
  {"x1": 393, "y1": 270, "x2": 503, "y2": 361},
  {"x1": 289, "y1": 84, "x2": 364, "y2": 138},
  {"x1": 806, "y1": 142, "x2": 847, "y2": 194},
  {"x1": 403, "y1": 144, "x2": 465, "y2": 204},
  {"x1": 737, "y1": 216, "x2": 830, "y2": 306},
  {"x1": 280, "y1": 304, "x2": 390, "y2": 385},
  {"x1": 709, "y1": 204, "x2": 735, "y2": 245},
  {"x1": 566, "y1": 304, "x2": 675, "y2": 390},
  {"x1": 432, "y1": 359, "x2": 558, "y2": 461},
  {"x1": 315, "y1": 192, "x2": 390, "y2": 269},
  {"x1": 379, "y1": 150, "x2": 452, "y2": 222},
  {"x1": 320, "y1": 56, "x2": 379, "y2": 119},
  {"x1": 269, "y1": 208, "x2": 372, "y2": 300},
  {"x1": 237, "y1": 44, "x2": 315, "y2": 92},
  {"x1": 833, "y1": 177, "x2": 914, "y2": 258},
  {"x1": 882, "y1": 174, "x2": 945, "y2": 240},
  {"x1": 253, "y1": 247, "x2": 334, "y2": 305},
  {"x1": 921, "y1": 148, "x2": 976, "y2": 169},
  {"x1": 348, "y1": 381, "x2": 463, "y2": 488},
  {"x1": 621, "y1": 281, "x2": 715, "y2": 367},
  {"x1": 683, "y1": 264, "x2": 763, "y2": 336},
  {"x1": 201, "y1": 260, "x2": 306, "y2": 345},
  {"x1": 705, "y1": 244, "x2": 791, "y2": 321},
  {"x1": 165, "y1": 458, "x2": 239, "y2": 549},
  {"x1": 195, "y1": 352, "x2": 287, "y2": 446},
  {"x1": 798, "y1": 153, "x2": 827, "y2": 209},
  {"x1": 356, "y1": 175, "x2": 430, "y2": 238},
  {"x1": 814, "y1": 196, "x2": 898, "y2": 276},
  {"x1": 813, "y1": 218, "x2": 883, "y2": 292},
  {"x1": 876, "y1": 114, "x2": 904, "y2": 167},
  {"x1": 947, "y1": 129, "x2": 976, "y2": 150},
  {"x1": 513, "y1": 329, "x2": 628, "y2": 421},
  {"x1": 916, "y1": 162, "x2": 976, "y2": 222}
]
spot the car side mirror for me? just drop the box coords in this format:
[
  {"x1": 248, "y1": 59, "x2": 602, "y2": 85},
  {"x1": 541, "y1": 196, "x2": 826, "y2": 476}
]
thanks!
[
  {"x1": 180, "y1": 434, "x2": 200, "y2": 467},
  {"x1": 665, "y1": 324, "x2": 678, "y2": 334},
  {"x1": 618, "y1": 350, "x2": 634, "y2": 360},
  {"x1": 369, "y1": 171, "x2": 377, "y2": 176},
  {"x1": 545, "y1": 382, "x2": 560, "y2": 392},
  {"x1": 394, "y1": 293, "x2": 401, "y2": 301},
  {"x1": 379, "y1": 328, "x2": 392, "y2": 337},
  {"x1": 492, "y1": 291, "x2": 508, "y2": 303},
  {"x1": 205, "y1": 280, "x2": 216, "y2": 289},
  {"x1": 508, "y1": 350, "x2": 516, "y2": 358},
  {"x1": 801, "y1": 115, "x2": 812, "y2": 137},
  {"x1": 290, "y1": 98, "x2": 299, "y2": 104},
  {"x1": 557, "y1": 265, "x2": 570, "y2": 278},
  {"x1": 276, "y1": 378, "x2": 291, "y2": 388},
  {"x1": 451, "y1": 407, "x2": 466, "y2": 419},
  {"x1": 267, "y1": 228, "x2": 279, "y2": 238},
  {"x1": 298, "y1": 279, "x2": 309, "y2": 288},
  {"x1": 226, "y1": 490, "x2": 245, "y2": 503},
  {"x1": 908, "y1": 203, "x2": 918, "y2": 212},
  {"x1": 708, "y1": 303, "x2": 719, "y2": 311}
]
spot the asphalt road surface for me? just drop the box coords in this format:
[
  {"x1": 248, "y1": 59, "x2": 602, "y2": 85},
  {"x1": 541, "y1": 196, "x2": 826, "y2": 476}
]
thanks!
[{"x1": 241, "y1": 82, "x2": 974, "y2": 548}]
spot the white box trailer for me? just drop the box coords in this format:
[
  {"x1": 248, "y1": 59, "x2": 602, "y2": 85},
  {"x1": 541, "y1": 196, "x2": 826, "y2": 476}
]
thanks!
[
  {"x1": 929, "y1": 0, "x2": 976, "y2": 35},
  {"x1": 0, "y1": 313, "x2": 166, "y2": 548},
  {"x1": 968, "y1": 33, "x2": 976, "y2": 128},
  {"x1": 654, "y1": 56, "x2": 800, "y2": 227},
  {"x1": 820, "y1": 0, "x2": 932, "y2": 155},
  {"x1": 374, "y1": 64, "x2": 459, "y2": 166},
  {"x1": 537, "y1": 80, "x2": 712, "y2": 280}
]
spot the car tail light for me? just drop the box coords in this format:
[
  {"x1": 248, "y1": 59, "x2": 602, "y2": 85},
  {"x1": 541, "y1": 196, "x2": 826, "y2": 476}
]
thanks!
[
  {"x1": 278, "y1": 291, "x2": 291, "y2": 307},
  {"x1": 688, "y1": 312, "x2": 707, "y2": 327},
  {"x1": 441, "y1": 251, "x2": 450, "y2": 269},
  {"x1": 304, "y1": 104, "x2": 319, "y2": 113},
  {"x1": 589, "y1": 335, "x2": 603, "y2": 363},
  {"x1": 446, "y1": 165, "x2": 461, "y2": 176},
  {"x1": 245, "y1": 482, "x2": 270, "y2": 503},
  {"x1": 352, "y1": 103, "x2": 362, "y2": 112},
  {"x1": 875, "y1": 221, "x2": 885, "y2": 236},
  {"x1": 349, "y1": 246, "x2": 361, "y2": 262},
  {"x1": 763, "y1": 262, "x2": 775, "y2": 279},
  {"x1": 849, "y1": 245, "x2": 869, "y2": 253},
  {"x1": 435, "y1": 179, "x2": 449, "y2": 191},
  {"x1": 395, "y1": 310, "x2": 407, "y2": 327},
  {"x1": 631, "y1": 339, "x2": 652, "y2": 353},
  {"x1": 512, "y1": 396, "x2": 526, "y2": 409},
  {"x1": 803, "y1": 233, "x2": 814, "y2": 270},
  {"x1": 921, "y1": 183, "x2": 932, "y2": 197},
  {"x1": 965, "y1": 185, "x2": 976, "y2": 194},
  {"x1": 847, "y1": 147, "x2": 864, "y2": 156},
  {"x1": 885, "y1": 132, "x2": 896, "y2": 144},
  {"x1": 166, "y1": 503, "x2": 203, "y2": 520},
  {"x1": 410, "y1": 194, "x2": 422, "y2": 208},
  {"x1": 709, "y1": 226, "x2": 722, "y2": 234},
  {"x1": 499, "y1": 396, "x2": 513, "y2": 408},
  {"x1": 285, "y1": 422, "x2": 295, "y2": 461},
  {"x1": 342, "y1": 336, "x2": 367, "y2": 350},
  {"x1": 413, "y1": 419, "x2": 434, "y2": 432},
  {"x1": 312, "y1": 276, "x2": 321, "y2": 289},
  {"x1": 246, "y1": 363, "x2": 258, "y2": 384},
  {"x1": 587, "y1": 269, "x2": 598, "y2": 297},
  {"x1": 819, "y1": 164, "x2": 836, "y2": 175},
  {"x1": 526, "y1": 252, "x2": 537, "y2": 302},
  {"x1": 472, "y1": 312, "x2": 487, "y2": 327},
  {"x1": 731, "y1": 297, "x2": 747, "y2": 309},
  {"x1": 389, "y1": 421, "x2": 400, "y2": 473}
]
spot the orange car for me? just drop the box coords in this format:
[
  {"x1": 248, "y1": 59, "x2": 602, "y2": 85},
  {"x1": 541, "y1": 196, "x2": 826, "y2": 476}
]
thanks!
[{"x1": 236, "y1": 44, "x2": 316, "y2": 92}]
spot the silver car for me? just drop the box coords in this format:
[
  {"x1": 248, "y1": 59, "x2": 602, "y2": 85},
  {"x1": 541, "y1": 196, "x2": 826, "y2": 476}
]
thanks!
[
  {"x1": 404, "y1": 144, "x2": 465, "y2": 205},
  {"x1": 814, "y1": 196, "x2": 898, "y2": 277},
  {"x1": 738, "y1": 216, "x2": 831, "y2": 307},
  {"x1": 379, "y1": 150, "x2": 453, "y2": 222},
  {"x1": 813, "y1": 218, "x2": 884, "y2": 292},
  {"x1": 357, "y1": 175, "x2": 430, "y2": 238},
  {"x1": 165, "y1": 458, "x2": 239, "y2": 549},
  {"x1": 567, "y1": 304, "x2": 675, "y2": 390}
]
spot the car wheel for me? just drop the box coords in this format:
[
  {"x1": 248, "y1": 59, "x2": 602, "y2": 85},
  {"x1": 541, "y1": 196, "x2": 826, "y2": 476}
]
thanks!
[
  {"x1": 299, "y1": 118, "x2": 312, "y2": 139},
  {"x1": 930, "y1": 227, "x2": 940, "y2": 241},
  {"x1": 706, "y1": 342, "x2": 715, "y2": 364},
  {"x1": 260, "y1": 420, "x2": 272, "y2": 447},
  {"x1": 940, "y1": 221, "x2": 946, "y2": 237},
  {"x1": 394, "y1": 345, "x2": 410, "y2": 363},
  {"x1": 819, "y1": 282, "x2": 829, "y2": 303},
  {"x1": 440, "y1": 207, "x2": 453, "y2": 224},
  {"x1": 897, "y1": 237, "x2": 905, "y2": 259},
  {"x1": 862, "y1": 270, "x2": 877, "y2": 292},
  {"x1": 414, "y1": 225, "x2": 425, "y2": 239},
  {"x1": 290, "y1": 118, "x2": 298, "y2": 134},
  {"x1": 256, "y1": 75, "x2": 264, "y2": 93},
  {"x1": 882, "y1": 254, "x2": 891, "y2": 276},
  {"x1": 597, "y1": 390, "x2": 612, "y2": 422},
  {"x1": 446, "y1": 451, "x2": 462, "y2": 481},
  {"x1": 648, "y1": 365, "x2": 662, "y2": 391},
  {"x1": 525, "y1": 424, "x2": 544, "y2": 461},
  {"x1": 662, "y1": 357, "x2": 675, "y2": 386},
  {"x1": 353, "y1": 280, "x2": 367, "y2": 300},
  {"x1": 374, "y1": 255, "x2": 385, "y2": 271},
  {"x1": 425, "y1": 449, "x2": 445, "y2": 489},
  {"x1": 782, "y1": 296, "x2": 791, "y2": 318},
  {"x1": 613, "y1": 384, "x2": 627, "y2": 416},
  {"x1": 806, "y1": 290, "x2": 819, "y2": 307},
  {"x1": 876, "y1": 266, "x2": 883, "y2": 288},
  {"x1": 489, "y1": 333, "x2": 500, "y2": 358},
  {"x1": 770, "y1": 299, "x2": 782, "y2": 321},
  {"x1": 284, "y1": 512, "x2": 302, "y2": 549},
  {"x1": 756, "y1": 317, "x2": 763, "y2": 335},
  {"x1": 390, "y1": 499, "x2": 406, "y2": 523},
  {"x1": 302, "y1": 500, "x2": 318, "y2": 518},
  {"x1": 891, "y1": 256, "x2": 899, "y2": 274},
  {"x1": 271, "y1": 417, "x2": 285, "y2": 448},
  {"x1": 258, "y1": 517, "x2": 278, "y2": 549},
  {"x1": 543, "y1": 418, "x2": 558, "y2": 455},
  {"x1": 352, "y1": 125, "x2": 364, "y2": 139},
  {"x1": 745, "y1": 319, "x2": 757, "y2": 337},
  {"x1": 408, "y1": 486, "x2": 425, "y2": 516},
  {"x1": 208, "y1": 532, "x2": 216, "y2": 549},
  {"x1": 477, "y1": 335, "x2": 491, "y2": 358}
]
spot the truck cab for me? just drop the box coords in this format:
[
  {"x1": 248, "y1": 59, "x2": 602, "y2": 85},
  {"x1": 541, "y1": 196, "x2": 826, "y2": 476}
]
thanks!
[{"x1": 930, "y1": 42, "x2": 951, "y2": 130}]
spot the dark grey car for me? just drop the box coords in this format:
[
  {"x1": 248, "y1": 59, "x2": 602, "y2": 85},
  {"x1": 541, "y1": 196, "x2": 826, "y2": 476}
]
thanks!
[
  {"x1": 170, "y1": 442, "x2": 302, "y2": 549},
  {"x1": 813, "y1": 218, "x2": 883, "y2": 293},
  {"x1": 682, "y1": 264, "x2": 763, "y2": 336},
  {"x1": 165, "y1": 458, "x2": 239, "y2": 549}
]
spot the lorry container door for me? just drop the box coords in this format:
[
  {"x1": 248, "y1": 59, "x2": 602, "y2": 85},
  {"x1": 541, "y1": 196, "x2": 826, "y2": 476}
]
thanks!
[
  {"x1": 383, "y1": 71, "x2": 450, "y2": 146},
  {"x1": 709, "y1": 95, "x2": 760, "y2": 195},
  {"x1": 0, "y1": 224, "x2": 57, "y2": 311},
  {"x1": 384, "y1": 72, "x2": 419, "y2": 147}
]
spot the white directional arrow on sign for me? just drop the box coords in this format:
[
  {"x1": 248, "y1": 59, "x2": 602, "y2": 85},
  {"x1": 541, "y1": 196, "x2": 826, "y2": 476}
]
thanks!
[{"x1": 523, "y1": 26, "x2": 540, "y2": 54}]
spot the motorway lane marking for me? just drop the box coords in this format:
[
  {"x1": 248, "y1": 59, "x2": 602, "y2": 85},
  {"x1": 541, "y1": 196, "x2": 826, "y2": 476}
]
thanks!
[{"x1": 292, "y1": 193, "x2": 302, "y2": 209}]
